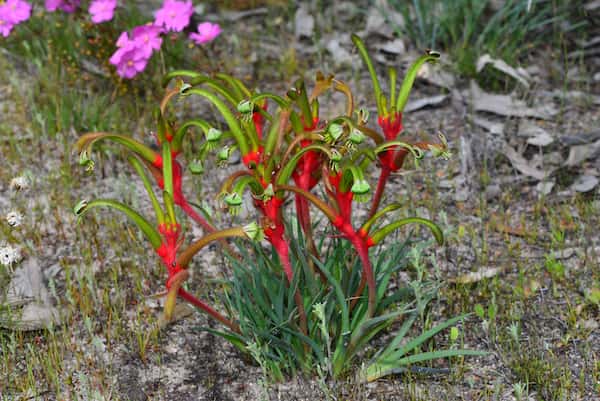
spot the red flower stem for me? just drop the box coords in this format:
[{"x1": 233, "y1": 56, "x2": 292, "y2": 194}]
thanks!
[
  {"x1": 178, "y1": 288, "x2": 240, "y2": 333},
  {"x1": 179, "y1": 200, "x2": 215, "y2": 233},
  {"x1": 270, "y1": 232, "x2": 308, "y2": 336},
  {"x1": 346, "y1": 233, "x2": 376, "y2": 317},
  {"x1": 270, "y1": 232, "x2": 294, "y2": 283},
  {"x1": 278, "y1": 184, "x2": 376, "y2": 317},
  {"x1": 350, "y1": 273, "x2": 367, "y2": 311},
  {"x1": 368, "y1": 166, "x2": 391, "y2": 219},
  {"x1": 294, "y1": 194, "x2": 327, "y2": 283}
]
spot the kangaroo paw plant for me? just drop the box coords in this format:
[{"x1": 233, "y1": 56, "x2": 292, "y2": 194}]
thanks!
[{"x1": 74, "y1": 34, "x2": 483, "y2": 381}]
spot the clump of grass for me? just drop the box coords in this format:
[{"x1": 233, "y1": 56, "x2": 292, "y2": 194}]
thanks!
[{"x1": 387, "y1": 0, "x2": 587, "y2": 79}]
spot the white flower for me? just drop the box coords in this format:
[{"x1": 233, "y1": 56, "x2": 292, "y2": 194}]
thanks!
[
  {"x1": 9, "y1": 176, "x2": 29, "y2": 191},
  {"x1": 0, "y1": 244, "x2": 21, "y2": 269},
  {"x1": 6, "y1": 211, "x2": 23, "y2": 227}
]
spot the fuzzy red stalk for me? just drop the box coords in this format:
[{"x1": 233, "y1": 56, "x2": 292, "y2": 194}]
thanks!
[
  {"x1": 255, "y1": 195, "x2": 308, "y2": 334},
  {"x1": 178, "y1": 288, "x2": 240, "y2": 332},
  {"x1": 369, "y1": 112, "x2": 404, "y2": 218}
]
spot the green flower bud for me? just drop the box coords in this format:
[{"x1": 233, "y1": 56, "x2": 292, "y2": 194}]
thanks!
[
  {"x1": 351, "y1": 179, "x2": 371, "y2": 203},
  {"x1": 348, "y1": 128, "x2": 365, "y2": 144},
  {"x1": 224, "y1": 192, "x2": 243, "y2": 215},
  {"x1": 355, "y1": 108, "x2": 369, "y2": 124},
  {"x1": 237, "y1": 100, "x2": 254, "y2": 114},
  {"x1": 206, "y1": 127, "x2": 222, "y2": 142},
  {"x1": 204, "y1": 127, "x2": 222, "y2": 151},
  {"x1": 224, "y1": 192, "x2": 242, "y2": 206},
  {"x1": 326, "y1": 123, "x2": 344, "y2": 143},
  {"x1": 243, "y1": 221, "x2": 265, "y2": 242},
  {"x1": 450, "y1": 326, "x2": 459, "y2": 342},
  {"x1": 74, "y1": 199, "x2": 88, "y2": 216},
  {"x1": 79, "y1": 151, "x2": 95, "y2": 172},
  {"x1": 188, "y1": 159, "x2": 204, "y2": 174},
  {"x1": 329, "y1": 149, "x2": 342, "y2": 172},
  {"x1": 217, "y1": 146, "x2": 235, "y2": 167}
]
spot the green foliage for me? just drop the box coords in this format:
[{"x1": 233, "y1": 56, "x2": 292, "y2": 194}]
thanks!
[
  {"x1": 219, "y1": 233, "x2": 484, "y2": 380},
  {"x1": 387, "y1": 0, "x2": 587, "y2": 77},
  {"x1": 545, "y1": 255, "x2": 566, "y2": 280}
]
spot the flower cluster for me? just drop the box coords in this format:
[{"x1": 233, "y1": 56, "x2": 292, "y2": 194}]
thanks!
[
  {"x1": 0, "y1": 243, "x2": 20, "y2": 269},
  {"x1": 0, "y1": 0, "x2": 31, "y2": 37},
  {"x1": 73, "y1": 33, "x2": 485, "y2": 381},
  {"x1": 88, "y1": 0, "x2": 116, "y2": 23},
  {"x1": 109, "y1": 25, "x2": 163, "y2": 79},
  {"x1": 76, "y1": 33, "x2": 450, "y2": 333},
  {"x1": 45, "y1": 0, "x2": 80, "y2": 13},
  {"x1": 6, "y1": 210, "x2": 23, "y2": 227},
  {"x1": 9, "y1": 175, "x2": 29, "y2": 191},
  {"x1": 1, "y1": 175, "x2": 29, "y2": 272},
  {"x1": 154, "y1": 0, "x2": 193, "y2": 32},
  {"x1": 2, "y1": 0, "x2": 222, "y2": 79}
]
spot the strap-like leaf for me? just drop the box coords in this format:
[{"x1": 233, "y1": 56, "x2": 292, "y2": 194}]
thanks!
[
  {"x1": 395, "y1": 51, "x2": 440, "y2": 113},
  {"x1": 162, "y1": 69, "x2": 204, "y2": 87},
  {"x1": 74, "y1": 199, "x2": 161, "y2": 249},
  {"x1": 182, "y1": 88, "x2": 249, "y2": 156},
  {"x1": 359, "y1": 203, "x2": 403, "y2": 236},
  {"x1": 177, "y1": 227, "x2": 249, "y2": 267},
  {"x1": 370, "y1": 217, "x2": 444, "y2": 246},
  {"x1": 75, "y1": 132, "x2": 159, "y2": 165},
  {"x1": 351, "y1": 34, "x2": 385, "y2": 116},
  {"x1": 276, "y1": 144, "x2": 332, "y2": 186},
  {"x1": 364, "y1": 349, "x2": 485, "y2": 382},
  {"x1": 128, "y1": 156, "x2": 165, "y2": 225}
]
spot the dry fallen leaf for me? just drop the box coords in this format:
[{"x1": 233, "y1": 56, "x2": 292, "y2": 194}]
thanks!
[
  {"x1": 566, "y1": 139, "x2": 600, "y2": 166},
  {"x1": 417, "y1": 63, "x2": 456, "y2": 89},
  {"x1": 404, "y1": 94, "x2": 448, "y2": 113},
  {"x1": 451, "y1": 267, "x2": 503, "y2": 284},
  {"x1": 502, "y1": 142, "x2": 549, "y2": 180},
  {"x1": 158, "y1": 303, "x2": 195, "y2": 329},
  {"x1": 376, "y1": 38, "x2": 406, "y2": 55},
  {"x1": 476, "y1": 54, "x2": 530, "y2": 88},
  {"x1": 472, "y1": 116, "x2": 505, "y2": 136},
  {"x1": 527, "y1": 131, "x2": 554, "y2": 147},
  {"x1": 326, "y1": 39, "x2": 353, "y2": 67},
  {"x1": 570, "y1": 175, "x2": 599, "y2": 193},
  {"x1": 294, "y1": 4, "x2": 314, "y2": 39},
  {"x1": 470, "y1": 81, "x2": 557, "y2": 119}
]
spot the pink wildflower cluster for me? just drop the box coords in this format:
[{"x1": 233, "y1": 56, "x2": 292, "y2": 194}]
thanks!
[
  {"x1": 88, "y1": 0, "x2": 116, "y2": 23},
  {"x1": 154, "y1": 0, "x2": 193, "y2": 32},
  {"x1": 2, "y1": 0, "x2": 222, "y2": 79},
  {"x1": 108, "y1": 0, "x2": 221, "y2": 79},
  {"x1": 109, "y1": 25, "x2": 163, "y2": 78},
  {"x1": 189, "y1": 21, "x2": 221, "y2": 45},
  {"x1": 0, "y1": 0, "x2": 32, "y2": 37},
  {"x1": 45, "y1": 0, "x2": 80, "y2": 13}
]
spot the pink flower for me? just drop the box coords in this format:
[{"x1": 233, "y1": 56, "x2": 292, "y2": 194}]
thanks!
[
  {"x1": 0, "y1": 14, "x2": 15, "y2": 37},
  {"x1": 0, "y1": 0, "x2": 32, "y2": 37},
  {"x1": 89, "y1": 0, "x2": 117, "y2": 24},
  {"x1": 189, "y1": 22, "x2": 221, "y2": 45},
  {"x1": 5, "y1": 0, "x2": 32, "y2": 24},
  {"x1": 153, "y1": 0, "x2": 193, "y2": 32},
  {"x1": 45, "y1": 0, "x2": 80, "y2": 13},
  {"x1": 109, "y1": 40, "x2": 149, "y2": 79},
  {"x1": 109, "y1": 27, "x2": 163, "y2": 79},
  {"x1": 132, "y1": 25, "x2": 163, "y2": 58}
]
